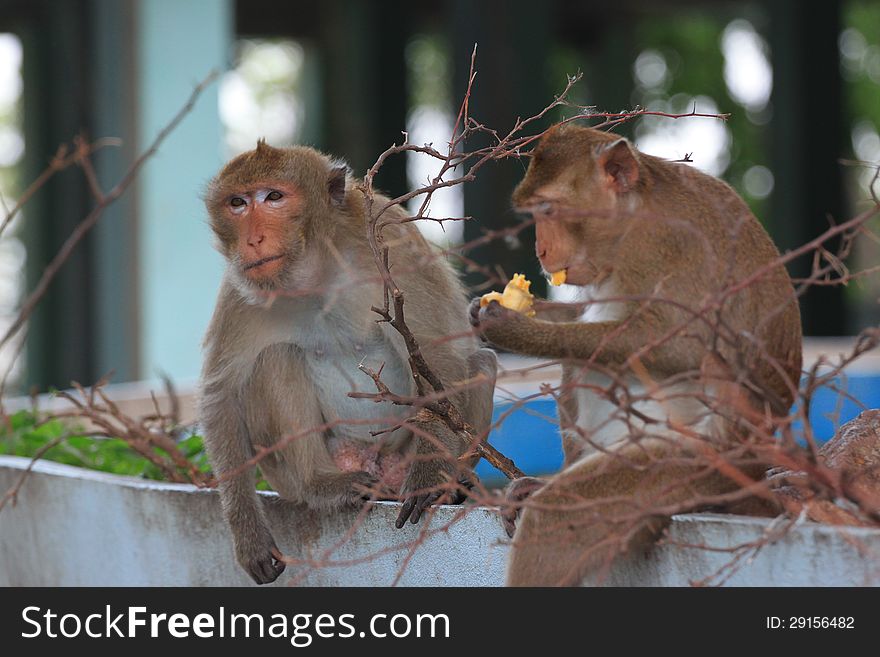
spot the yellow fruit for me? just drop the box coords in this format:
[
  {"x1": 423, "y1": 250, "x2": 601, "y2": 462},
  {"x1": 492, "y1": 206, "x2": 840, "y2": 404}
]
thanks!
[
  {"x1": 479, "y1": 291, "x2": 504, "y2": 307},
  {"x1": 480, "y1": 273, "x2": 535, "y2": 316},
  {"x1": 549, "y1": 270, "x2": 566, "y2": 286}
]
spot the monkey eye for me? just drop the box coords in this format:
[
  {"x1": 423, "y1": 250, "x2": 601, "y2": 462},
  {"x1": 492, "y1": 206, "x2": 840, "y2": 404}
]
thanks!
[
  {"x1": 266, "y1": 191, "x2": 283, "y2": 201},
  {"x1": 230, "y1": 197, "x2": 246, "y2": 208}
]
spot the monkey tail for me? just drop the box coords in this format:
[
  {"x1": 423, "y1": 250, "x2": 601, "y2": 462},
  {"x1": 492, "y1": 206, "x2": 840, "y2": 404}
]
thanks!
[{"x1": 505, "y1": 438, "x2": 749, "y2": 586}]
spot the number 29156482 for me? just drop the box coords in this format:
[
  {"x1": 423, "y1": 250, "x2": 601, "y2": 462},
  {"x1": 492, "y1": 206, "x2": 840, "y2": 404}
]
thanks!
[{"x1": 766, "y1": 617, "x2": 854, "y2": 629}]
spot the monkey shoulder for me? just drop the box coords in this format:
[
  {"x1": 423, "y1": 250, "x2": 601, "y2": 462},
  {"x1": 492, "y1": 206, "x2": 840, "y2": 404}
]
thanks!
[{"x1": 646, "y1": 157, "x2": 753, "y2": 227}]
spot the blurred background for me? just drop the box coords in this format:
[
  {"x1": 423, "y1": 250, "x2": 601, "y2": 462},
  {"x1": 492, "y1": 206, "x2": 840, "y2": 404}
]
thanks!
[{"x1": 0, "y1": 0, "x2": 878, "y2": 396}]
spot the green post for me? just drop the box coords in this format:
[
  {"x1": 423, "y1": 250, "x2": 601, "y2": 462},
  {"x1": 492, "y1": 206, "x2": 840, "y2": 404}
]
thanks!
[{"x1": 768, "y1": 0, "x2": 847, "y2": 335}]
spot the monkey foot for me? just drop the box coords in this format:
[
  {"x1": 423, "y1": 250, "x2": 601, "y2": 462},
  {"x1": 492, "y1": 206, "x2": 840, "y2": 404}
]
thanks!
[{"x1": 501, "y1": 476, "x2": 546, "y2": 538}]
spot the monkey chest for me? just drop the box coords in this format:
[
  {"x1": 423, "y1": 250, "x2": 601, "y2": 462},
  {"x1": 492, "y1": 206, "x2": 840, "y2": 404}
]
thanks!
[
  {"x1": 302, "y1": 331, "x2": 413, "y2": 442},
  {"x1": 571, "y1": 370, "x2": 720, "y2": 454}
]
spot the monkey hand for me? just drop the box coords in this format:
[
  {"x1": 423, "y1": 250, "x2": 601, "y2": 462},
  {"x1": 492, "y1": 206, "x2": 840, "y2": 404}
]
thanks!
[
  {"x1": 469, "y1": 296, "x2": 516, "y2": 328},
  {"x1": 234, "y1": 525, "x2": 286, "y2": 585},
  {"x1": 395, "y1": 461, "x2": 471, "y2": 528},
  {"x1": 479, "y1": 273, "x2": 536, "y2": 316},
  {"x1": 469, "y1": 297, "x2": 534, "y2": 351},
  {"x1": 347, "y1": 470, "x2": 385, "y2": 503},
  {"x1": 467, "y1": 296, "x2": 484, "y2": 328},
  {"x1": 501, "y1": 476, "x2": 546, "y2": 538}
]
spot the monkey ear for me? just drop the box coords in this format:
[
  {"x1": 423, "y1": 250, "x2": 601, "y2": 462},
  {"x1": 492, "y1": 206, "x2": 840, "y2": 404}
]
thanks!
[
  {"x1": 328, "y1": 162, "x2": 349, "y2": 207},
  {"x1": 598, "y1": 139, "x2": 640, "y2": 193}
]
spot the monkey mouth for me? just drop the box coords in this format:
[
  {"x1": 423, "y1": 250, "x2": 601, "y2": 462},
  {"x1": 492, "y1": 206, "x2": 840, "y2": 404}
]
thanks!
[
  {"x1": 243, "y1": 254, "x2": 284, "y2": 272},
  {"x1": 547, "y1": 268, "x2": 568, "y2": 286}
]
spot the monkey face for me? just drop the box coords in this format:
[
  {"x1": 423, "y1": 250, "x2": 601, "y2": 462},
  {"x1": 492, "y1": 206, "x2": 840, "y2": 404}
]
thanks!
[
  {"x1": 206, "y1": 141, "x2": 351, "y2": 300},
  {"x1": 229, "y1": 184, "x2": 303, "y2": 282},
  {"x1": 210, "y1": 181, "x2": 307, "y2": 293},
  {"x1": 512, "y1": 125, "x2": 644, "y2": 286}
]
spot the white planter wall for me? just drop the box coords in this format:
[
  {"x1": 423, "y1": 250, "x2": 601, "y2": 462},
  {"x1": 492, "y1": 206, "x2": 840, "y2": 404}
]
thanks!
[{"x1": 1, "y1": 455, "x2": 878, "y2": 586}]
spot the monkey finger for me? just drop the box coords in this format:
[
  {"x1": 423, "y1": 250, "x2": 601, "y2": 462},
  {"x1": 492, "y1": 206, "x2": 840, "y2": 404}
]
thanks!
[
  {"x1": 270, "y1": 548, "x2": 288, "y2": 580},
  {"x1": 248, "y1": 556, "x2": 284, "y2": 585},
  {"x1": 480, "y1": 299, "x2": 513, "y2": 321},
  {"x1": 352, "y1": 481, "x2": 379, "y2": 501},
  {"x1": 458, "y1": 471, "x2": 478, "y2": 494},
  {"x1": 447, "y1": 477, "x2": 474, "y2": 505},
  {"x1": 395, "y1": 496, "x2": 419, "y2": 529},
  {"x1": 409, "y1": 492, "x2": 442, "y2": 525},
  {"x1": 448, "y1": 489, "x2": 467, "y2": 505},
  {"x1": 501, "y1": 508, "x2": 519, "y2": 538},
  {"x1": 347, "y1": 471, "x2": 383, "y2": 505},
  {"x1": 259, "y1": 560, "x2": 280, "y2": 584},
  {"x1": 467, "y1": 297, "x2": 483, "y2": 327},
  {"x1": 260, "y1": 546, "x2": 286, "y2": 583}
]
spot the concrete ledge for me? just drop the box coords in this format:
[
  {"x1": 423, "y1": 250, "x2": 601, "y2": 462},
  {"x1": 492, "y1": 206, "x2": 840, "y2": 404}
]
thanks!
[
  {"x1": 0, "y1": 456, "x2": 509, "y2": 587},
  {"x1": 608, "y1": 513, "x2": 880, "y2": 586},
  {"x1": 1, "y1": 455, "x2": 879, "y2": 586}
]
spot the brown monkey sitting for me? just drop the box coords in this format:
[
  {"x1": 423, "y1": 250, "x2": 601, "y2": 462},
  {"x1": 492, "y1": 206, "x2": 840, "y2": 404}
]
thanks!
[
  {"x1": 469, "y1": 124, "x2": 802, "y2": 586},
  {"x1": 202, "y1": 141, "x2": 496, "y2": 584}
]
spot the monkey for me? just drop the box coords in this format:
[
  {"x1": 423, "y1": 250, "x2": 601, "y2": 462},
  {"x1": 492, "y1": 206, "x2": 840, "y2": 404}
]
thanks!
[
  {"x1": 766, "y1": 409, "x2": 880, "y2": 527},
  {"x1": 201, "y1": 140, "x2": 496, "y2": 584},
  {"x1": 469, "y1": 124, "x2": 802, "y2": 586}
]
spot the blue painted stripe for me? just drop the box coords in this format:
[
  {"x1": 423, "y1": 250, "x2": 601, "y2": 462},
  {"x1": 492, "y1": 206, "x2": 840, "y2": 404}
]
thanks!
[{"x1": 476, "y1": 374, "x2": 880, "y2": 486}]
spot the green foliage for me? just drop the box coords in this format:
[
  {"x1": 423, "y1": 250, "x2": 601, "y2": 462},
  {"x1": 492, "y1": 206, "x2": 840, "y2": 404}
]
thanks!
[
  {"x1": 0, "y1": 410, "x2": 210, "y2": 481},
  {"x1": 843, "y1": 0, "x2": 880, "y2": 127},
  {"x1": 633, "y1": 10, "x2": 773, "y2": 222},
  {"x1": 406, "y1": 33, "x2": 452, "y2": 109},
  {"x1": 546, "y1": 7, "x2": 774, "y2": 222},
  {"x1": 0, "y1": 410, "x2": 280, "y2": 490}
]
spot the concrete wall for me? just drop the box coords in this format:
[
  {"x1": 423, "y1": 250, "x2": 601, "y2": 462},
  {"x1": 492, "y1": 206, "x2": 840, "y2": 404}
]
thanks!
[{"x1": 1, "y1": 455, "x2": 879, "y2": 586}]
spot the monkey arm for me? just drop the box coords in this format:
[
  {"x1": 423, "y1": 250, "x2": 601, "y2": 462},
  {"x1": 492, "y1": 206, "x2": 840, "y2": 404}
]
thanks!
[
  {"x1": 532, "y1": 300, "x2": 581, "y2": 323},
  {"x1": 201, "y1": 382, "x2": 285, "y2": 585},
  {"x1": 396, "y1": 349, "x2": 497, "y2": 528},
  {"x1": 478, "y1": 301, "x2": 702, "y2": 376}
]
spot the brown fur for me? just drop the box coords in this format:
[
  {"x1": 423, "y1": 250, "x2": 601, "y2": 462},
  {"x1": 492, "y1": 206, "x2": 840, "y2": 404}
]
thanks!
[
  {"x1": 471, "y1": 125, "x2": 802, "y2": 586},
  {"x1": 201, "y1": 142, "x2": 496, "y2": 584}
]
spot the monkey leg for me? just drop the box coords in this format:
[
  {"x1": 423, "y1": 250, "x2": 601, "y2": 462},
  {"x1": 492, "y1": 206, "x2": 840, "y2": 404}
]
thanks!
[
  {"x1": 506, "y1": 438, "x2": 742, "y2": 586},
  {"x1": 245, "y1": 344, "x2": 380, "y2": 511},
  {"x1": 201, "y1": 381, "x2": 286, "y2": 585},
  {"x1": 217, "y1": 459, "x2": 286, "y2": 585},
  {"x1": 457, "y1": 347, "x2": 547, "y2": 537},
  {"x1": 395, "y1": 410, "x2": 475, "y2": 528},
  {"x1": 261, "y1": 454, "x2": 379, "y2": 510},
  {"x1": 395, "y1": 349, "x2": 498, "y2": 528},
  {"x1": 255, "y1": 418, "x2": 381, "y2": 511}
]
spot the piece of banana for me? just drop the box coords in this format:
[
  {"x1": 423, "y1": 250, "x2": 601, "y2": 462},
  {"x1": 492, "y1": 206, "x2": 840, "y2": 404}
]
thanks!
[{"x1": 480, "y1": 273, "x2": 535, "y2": 316}]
